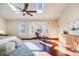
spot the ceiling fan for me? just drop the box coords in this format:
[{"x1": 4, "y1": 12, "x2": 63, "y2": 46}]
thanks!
[{"x1": 9, "y1": 3, "x2": 37, "y2": 16}]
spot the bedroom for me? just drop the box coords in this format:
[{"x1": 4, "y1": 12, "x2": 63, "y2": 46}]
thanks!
[{"x1": 0, "y1": 3, "x2": 79, "y2": 56}]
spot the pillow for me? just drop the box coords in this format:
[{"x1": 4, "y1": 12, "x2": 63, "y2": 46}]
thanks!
[
  {"x1": 0, "y1": 42, "x2": 16, "y2": 56},
  {"x1": 0, "y1": 44, "x2": 6, "y2": 55},
  {"x1": 0, "y1": 36, "x2": 6, "y2": 40},
  {"x1": 5, "y1": 42, "x2": 15, "y2": 55}
]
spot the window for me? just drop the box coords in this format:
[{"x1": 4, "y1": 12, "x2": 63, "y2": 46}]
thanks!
[
  {"x1": 30, "y1": 22, "x2": 49, "y2": 36},
  {"x1": 36, "y1": 3, "x2": 44, "y2": 13},
  {"x1": 19, "y1": 23, "x2": 28, "y2": 35}
]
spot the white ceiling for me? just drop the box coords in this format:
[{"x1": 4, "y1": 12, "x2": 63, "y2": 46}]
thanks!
[{"x1": 0, "y1": 3, "x2": 68, "y2": 20}]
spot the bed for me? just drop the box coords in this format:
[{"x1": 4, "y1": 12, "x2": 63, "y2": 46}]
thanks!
[{"x1": 0, "y1": 36, "x2": 21, "y2": 55}]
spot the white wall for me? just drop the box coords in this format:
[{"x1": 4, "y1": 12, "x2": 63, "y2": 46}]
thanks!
[
  {"x1": 58, "y1": 4, "x2": 79, "y2": 34},
  {"x1": 6, "y1": 20, "x2": 58, "y2": 38},
  {"x1": 0, "y1": 17, "x2": 6, "y2": 34},
  {"x1": 58, "y1": 3, "x2": 79, "y2": 44}
]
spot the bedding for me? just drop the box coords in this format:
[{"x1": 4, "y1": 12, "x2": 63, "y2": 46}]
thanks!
[
  {"x1": 0, "y1": 36, "x2": 21, "y2": 46},
  {"x1": 0, "y1": 36, "x2": 21, "y2": 56},
  {"x1": 0, "y1": 36, "x2": 8, "y2": 39}
]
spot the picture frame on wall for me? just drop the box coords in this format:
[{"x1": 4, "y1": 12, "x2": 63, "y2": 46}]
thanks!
[{"x1": 69, "y1": 20, "x2": 79, "y2": 35}]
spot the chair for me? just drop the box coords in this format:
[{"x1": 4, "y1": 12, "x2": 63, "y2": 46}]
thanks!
[{"x1": 35, "y1": 32, "x2": 48, "y2": 40}]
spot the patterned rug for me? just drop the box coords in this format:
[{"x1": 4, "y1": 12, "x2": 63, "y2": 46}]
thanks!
[{"x1": 10, "y1": 40, "x2": 43, "y2": 56}]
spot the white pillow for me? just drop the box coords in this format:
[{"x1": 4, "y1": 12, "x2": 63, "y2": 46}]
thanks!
[{"x1": 5, "y1": 42, "x2": 15, "y2": 55}]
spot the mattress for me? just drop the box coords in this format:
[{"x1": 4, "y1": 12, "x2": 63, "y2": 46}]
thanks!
[{"x1": 0, "y1": 36, "x2": 8, "y2": 39}]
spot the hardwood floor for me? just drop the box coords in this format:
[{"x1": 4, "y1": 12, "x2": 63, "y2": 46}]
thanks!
[
  {"x1": 20, "y1": 38, "x2": 79, "y2": 56},
  {"x1": 39, "y1": 38, "x2": 59, "y2": 56},
  {"x1": 39, "y1": 39, "x2": 79, "y2": 56}
]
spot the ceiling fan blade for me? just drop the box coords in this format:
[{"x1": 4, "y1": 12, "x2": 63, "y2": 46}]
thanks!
[
  {"x1": 11, "y1": 3, "x2": 23, "y2": 10},
  {"x1": 26, "y1": 12, "x2": 33, "y2": 16},
  {"x1": 26, "y1": 11, "x2": 37, "y2": 13},
  {"x1": 10, "y1": 3, "x2": 36, "y2": 16},
  {"x1": 23, "y1": 3, "x2": 28, "y2": 11}
]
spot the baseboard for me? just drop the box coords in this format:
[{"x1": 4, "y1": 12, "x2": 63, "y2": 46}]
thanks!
[
  {"x1": 21, "y1": 37, "x2": 38, "y2": 40},
  {"x1": 21, "y1": 37, "x2": 58, "y2": 40},
  {"x1": 49, "y1": 38, "x2": 59, "y2": 40}
]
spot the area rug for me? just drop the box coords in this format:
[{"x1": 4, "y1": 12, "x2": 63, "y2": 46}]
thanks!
[{"x1": 10, "y1": 40, "x2": 43, "y2": 56}]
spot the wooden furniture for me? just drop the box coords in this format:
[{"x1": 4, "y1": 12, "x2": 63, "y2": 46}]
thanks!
[
  {"x1": 35, "y1": 32, "x2": 42, "y2": 40},
  {"x1": 35, "y1": 32, "x2": 48, "y2": 40}
]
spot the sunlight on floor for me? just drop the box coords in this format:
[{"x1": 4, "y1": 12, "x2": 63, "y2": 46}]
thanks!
[
  {"x1": 24, "y1": 42, "x2": 41, "y2": 50},
  {"x1": 24, "y1": 42, "x2": 42, "y2": 56}
]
